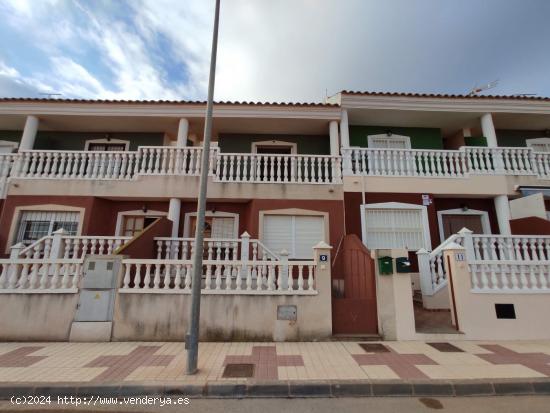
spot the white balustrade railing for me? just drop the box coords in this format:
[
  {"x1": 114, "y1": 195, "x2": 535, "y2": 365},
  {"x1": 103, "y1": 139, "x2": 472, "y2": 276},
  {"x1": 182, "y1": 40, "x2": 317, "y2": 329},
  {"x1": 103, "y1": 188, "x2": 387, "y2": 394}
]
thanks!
[
  {"x1": 120, "y1": 259, "x2": 316, "y2": 295},
  {"x1": 418, "y1": 230, "x2": 550, "y2": 297},
  {"x1": 155, "y1": 236, "x2": 280, "y2": 262},
  {"x1": 214, "y1": 153, "x2": 342, "y2": 184},
  {"x1": 471, "y1": 235, "x2": 550, "y2": 261},
  {"x1": 343, "y1": 146, "x2": 550, "y2": 179},
  {"x1": 19, "y1": 233, "x2": 131, "y2": 259},
  {"x1": 14, "y1": 147, "x2": 203, "y2": 180},
  {"x1": 469, "y1": 261, "x2": 550, "y2": 293},
  {"x1": 0, "y1": 258, "x2": 82, "y2": 292}
]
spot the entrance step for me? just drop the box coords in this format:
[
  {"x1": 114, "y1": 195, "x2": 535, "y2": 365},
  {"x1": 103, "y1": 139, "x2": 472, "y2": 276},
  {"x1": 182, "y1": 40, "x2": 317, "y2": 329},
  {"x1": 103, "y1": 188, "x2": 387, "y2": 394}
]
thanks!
[{"x1": 330, "y1": 334, "x2": 382, "y2": 341}]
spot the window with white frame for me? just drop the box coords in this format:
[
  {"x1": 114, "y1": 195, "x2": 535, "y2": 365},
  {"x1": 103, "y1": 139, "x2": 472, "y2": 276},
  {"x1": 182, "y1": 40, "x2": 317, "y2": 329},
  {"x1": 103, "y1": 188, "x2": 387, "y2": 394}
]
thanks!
[
  {"x1": 362, "y1": 203, "x2": 429, "y2": 250},
  {"x1": 263, "y1": 215, "x2": 324, "y2": 259},
  {"x1": 187, "y1": 215, "x2": 237, "y2": 239},
  {"x1": 15, "y1": 211, "x2": 80, "y2": 244},
  {"x1": 526, "y1": 138, "x2": 550, "y2": 152},
  {"x1": 367, "y1": 134, "x2": 411, "y2": 149}
]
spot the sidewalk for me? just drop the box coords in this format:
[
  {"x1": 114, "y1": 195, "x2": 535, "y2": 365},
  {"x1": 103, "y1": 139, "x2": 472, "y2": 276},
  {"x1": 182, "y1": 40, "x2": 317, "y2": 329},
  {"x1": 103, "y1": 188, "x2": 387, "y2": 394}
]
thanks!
[{"x1": 1, "y1": 340, "x2": 550, "y2": 398}]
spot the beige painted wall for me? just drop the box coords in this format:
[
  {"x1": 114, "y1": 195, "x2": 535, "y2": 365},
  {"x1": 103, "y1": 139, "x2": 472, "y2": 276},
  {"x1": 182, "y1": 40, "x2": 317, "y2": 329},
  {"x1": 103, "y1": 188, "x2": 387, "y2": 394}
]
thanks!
[
  {"x1": 509, "y1": 193, "x2": 547, "y2": 220},
  {"x1": 344, "y1": 175, "x2": 550, "y2": 196},
  {"x1": 375, "y1": 249, "x2": 417, "y2": 340},
  {"x1": 444, "y1": 247, "x2": 550, "y2": 340},
  {"x1": 0, "y1": 294, "x2": 78, "y2": 340},
  {"x1": 7, "y1": 176, "x2": 343, "y2": 201}
]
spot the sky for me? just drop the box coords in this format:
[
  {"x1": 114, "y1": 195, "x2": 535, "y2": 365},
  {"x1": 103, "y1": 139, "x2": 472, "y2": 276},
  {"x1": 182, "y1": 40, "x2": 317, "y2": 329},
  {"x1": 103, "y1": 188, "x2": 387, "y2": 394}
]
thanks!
[{"x1": 1, "y1": 0, "x2": 549, "y2": 103}]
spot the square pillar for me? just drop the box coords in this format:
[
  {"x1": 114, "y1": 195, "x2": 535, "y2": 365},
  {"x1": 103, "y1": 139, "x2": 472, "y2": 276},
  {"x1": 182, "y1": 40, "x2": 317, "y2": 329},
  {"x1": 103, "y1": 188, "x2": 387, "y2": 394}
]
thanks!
[
  {"x1": 340, "y1": 110, "x2": 350, "y2": 149},
  {"x1": 329, "y1": 120, "x2": 339, "y2": 156}
]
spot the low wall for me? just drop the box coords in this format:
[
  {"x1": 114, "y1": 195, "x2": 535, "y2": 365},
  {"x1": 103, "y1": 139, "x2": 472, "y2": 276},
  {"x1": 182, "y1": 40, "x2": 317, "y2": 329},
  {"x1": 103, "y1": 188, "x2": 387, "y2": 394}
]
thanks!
[
  {"x1": 445, "y1": 247, "x2": 550, "y2": 340},
  {"x1": 112, "y1": 293, "x2": 331, "y2": 341},
  {"x1": 0, "y1": 293, "x2": 78, "y2": 341}
]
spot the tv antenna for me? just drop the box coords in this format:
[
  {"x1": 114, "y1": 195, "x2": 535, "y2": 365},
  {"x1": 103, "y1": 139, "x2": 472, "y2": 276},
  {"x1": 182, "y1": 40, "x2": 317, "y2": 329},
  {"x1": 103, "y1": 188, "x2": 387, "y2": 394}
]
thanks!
[
  {"x1": 39, "y1": 92, "x2": 62, "y2": 98},
  {"x1": 468, "y1": 80, "x2": 499, "y2": 96}
]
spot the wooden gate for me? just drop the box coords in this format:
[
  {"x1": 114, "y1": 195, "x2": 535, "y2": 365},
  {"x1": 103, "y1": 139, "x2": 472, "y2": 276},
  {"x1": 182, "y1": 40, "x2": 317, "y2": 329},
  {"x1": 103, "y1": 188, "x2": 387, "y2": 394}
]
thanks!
[{"x1": 331, "y1": 234, "x2": 378, "y2": 334}]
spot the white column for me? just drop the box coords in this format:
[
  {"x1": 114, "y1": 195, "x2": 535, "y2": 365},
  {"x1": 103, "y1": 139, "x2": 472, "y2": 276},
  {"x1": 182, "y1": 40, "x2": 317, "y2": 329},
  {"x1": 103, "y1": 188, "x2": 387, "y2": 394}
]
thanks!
[
  {"x1": 329, "y1": 120, "x2": 339, "y2": 156},
  {"x1": 340, "y1": 110, "x2": 350, "y2": 148},
  {"x1": 494, "y1": 195, "x2": 511, "y2": 235},
  {"x1": 176, "y1": 118, "x2": 189, "y2": 147},
  {"x1": 168, "y1": 198, "x2": 181, "y2": 238},
  {"x1": 20, "y1": 115, "x2": 39, "y2": 150},
  {"x1": 480, "y1": 113, "x2": 498, "y2": 147}
]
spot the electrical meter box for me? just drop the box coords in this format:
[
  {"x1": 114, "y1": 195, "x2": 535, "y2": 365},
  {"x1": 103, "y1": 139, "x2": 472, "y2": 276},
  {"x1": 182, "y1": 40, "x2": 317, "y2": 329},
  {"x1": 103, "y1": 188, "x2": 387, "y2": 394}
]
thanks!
[
  {"x1": 73, "y1": 256, "x2": 122, "y2": 327},
  {"x1": 395, "y1": 257, "x2": 412, "y2": 273},
  {"x1": 378, "y1": 256, "x2": 393, "y2": 275}
]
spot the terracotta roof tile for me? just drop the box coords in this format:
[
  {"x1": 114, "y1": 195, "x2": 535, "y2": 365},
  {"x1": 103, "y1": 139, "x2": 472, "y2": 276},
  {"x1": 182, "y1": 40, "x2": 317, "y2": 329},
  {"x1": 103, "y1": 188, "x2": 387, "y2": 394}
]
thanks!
[
  {"x1": 340, "y1": 90, "x2": 550, "y2": 101},
  {"x1": 0, "y1": 97, "x2": 338, "y2": 107}
]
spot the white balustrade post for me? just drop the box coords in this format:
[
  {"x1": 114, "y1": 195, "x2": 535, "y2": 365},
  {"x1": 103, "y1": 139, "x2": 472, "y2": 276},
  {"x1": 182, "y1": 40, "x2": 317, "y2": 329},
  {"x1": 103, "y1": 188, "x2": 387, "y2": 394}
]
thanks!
[
  {"x1": 50, "y1": 228, "x2": 67, "y2": 259},
  {"x1": 279, "y1": 249, "x2": 289, "y2": 290},
  {"x1": 312, "y1": 241, "x2": 332, "y2": 293},
  {"x1": 342, "y1": 148, "x2": 353, "y2": 175},
  {"x1": 458, "y1": 227, "x2": 475, "y2": 261},
  {"x1": 6, "y1": 243, "x2": 25, "y2": 288},
  {"x1": 240, "y1": 231, "x2": 250, "y2": 280},
  {"x1": 416, "y1": 248, "x2": 434, "y2": 296}
]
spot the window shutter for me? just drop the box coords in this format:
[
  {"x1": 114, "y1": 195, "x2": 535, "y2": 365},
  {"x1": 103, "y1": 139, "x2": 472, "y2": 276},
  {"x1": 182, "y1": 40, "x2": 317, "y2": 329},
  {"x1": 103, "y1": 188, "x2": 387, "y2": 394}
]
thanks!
[
  {"x1": 294, "y1": 216, "x2": 324, "y2": 258},
  {"x1": 364, "y1": 208, "x2": 425, "y2": 250},
  {"x1": 263, "y1": 215, "x2": 325, "y2": 259},
  {"x1": 263, "y1": 215, "x2": 292, "y2": 256}
]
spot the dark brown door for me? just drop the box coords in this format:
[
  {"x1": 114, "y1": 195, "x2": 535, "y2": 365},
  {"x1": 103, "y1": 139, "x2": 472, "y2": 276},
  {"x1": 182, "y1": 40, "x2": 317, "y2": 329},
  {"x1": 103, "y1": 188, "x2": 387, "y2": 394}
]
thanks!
[
  {"x1": 442, "y1": 214, "x2": 484, "y2": 239},
  {"x1": 331, "y1": 235, "x2": 378, "y2": 334}
]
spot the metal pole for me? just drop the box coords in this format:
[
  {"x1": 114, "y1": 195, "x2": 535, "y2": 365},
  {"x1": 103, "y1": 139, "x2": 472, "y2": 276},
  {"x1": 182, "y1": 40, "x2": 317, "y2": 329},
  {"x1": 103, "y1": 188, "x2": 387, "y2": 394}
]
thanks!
[{"x1": 186, "y1": 0, "x2": 220, "y2": 375}]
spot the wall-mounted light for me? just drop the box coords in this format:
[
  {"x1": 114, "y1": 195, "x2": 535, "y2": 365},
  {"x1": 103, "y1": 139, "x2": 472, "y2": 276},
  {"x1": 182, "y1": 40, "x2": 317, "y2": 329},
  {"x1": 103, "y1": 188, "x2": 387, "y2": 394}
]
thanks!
[
  {"x1": 142, "y1": 205, "x2": 148, "y2": 213},
  {"x1": 460, "y1": 203, "x2": 469, "y2": 212},
  {"x1": 385, "y1": 129, "x2": 393, "y2": 137}
]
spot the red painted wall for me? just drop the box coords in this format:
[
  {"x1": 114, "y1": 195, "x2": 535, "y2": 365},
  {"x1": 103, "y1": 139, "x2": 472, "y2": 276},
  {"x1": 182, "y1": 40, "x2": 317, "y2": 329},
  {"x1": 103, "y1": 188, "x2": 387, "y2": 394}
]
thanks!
[{"x1": 344, "y1": 192, "x2": 501, "y2": 250}]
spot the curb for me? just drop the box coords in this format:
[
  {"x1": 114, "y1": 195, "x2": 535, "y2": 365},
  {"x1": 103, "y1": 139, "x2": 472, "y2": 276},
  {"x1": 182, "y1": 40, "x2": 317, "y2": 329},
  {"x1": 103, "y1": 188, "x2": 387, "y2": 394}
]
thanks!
[{"x1": 1, "y1": 378, "x2": 550, "y2": 399}]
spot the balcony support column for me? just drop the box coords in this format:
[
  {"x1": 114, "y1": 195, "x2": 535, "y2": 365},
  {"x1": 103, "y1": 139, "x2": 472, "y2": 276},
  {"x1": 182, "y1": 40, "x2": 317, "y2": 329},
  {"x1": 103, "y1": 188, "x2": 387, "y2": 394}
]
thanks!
[
  {"x1": 494, "y1": 195, "x2": 511, "y2": 235},
  {"x1": 20, "y1": 115, "x2": 39, "y2": 150},
  {"x1": 329, "y1": 120, "x2": 339, "y2": 156},
  {"x1": 480, "y1": 113, "x2": 498, "y2": 148},
  {"x1": 340, "y1": 110, "x2": 350, "y2": 149},
  {"x1": 168, "y1": 198, "x2": 181, "y2": 241},
  {"x1": 177, "y1": 118, "x2": 189, "y2": 147}
]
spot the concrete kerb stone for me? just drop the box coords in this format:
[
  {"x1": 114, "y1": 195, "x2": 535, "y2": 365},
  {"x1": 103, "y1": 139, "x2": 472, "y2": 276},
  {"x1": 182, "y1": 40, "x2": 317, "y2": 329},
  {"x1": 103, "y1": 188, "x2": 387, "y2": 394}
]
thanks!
[{"x1": 0, "y1": 379, "x2": 550, "y2": 399}]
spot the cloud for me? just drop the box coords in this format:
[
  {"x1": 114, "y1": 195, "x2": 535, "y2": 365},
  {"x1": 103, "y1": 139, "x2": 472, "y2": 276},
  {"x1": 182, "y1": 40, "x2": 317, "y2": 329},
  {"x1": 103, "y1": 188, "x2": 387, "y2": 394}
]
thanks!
[{"x1": 0, "y1": 0, "x2": 549, "y2": 102}]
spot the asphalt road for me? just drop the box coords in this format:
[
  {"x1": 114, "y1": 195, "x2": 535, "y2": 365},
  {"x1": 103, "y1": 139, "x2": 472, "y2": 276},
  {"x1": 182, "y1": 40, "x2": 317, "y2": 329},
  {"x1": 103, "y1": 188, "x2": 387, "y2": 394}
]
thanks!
[{"x1": 1, "y1": 396, "x2": 549, "y2": 413}]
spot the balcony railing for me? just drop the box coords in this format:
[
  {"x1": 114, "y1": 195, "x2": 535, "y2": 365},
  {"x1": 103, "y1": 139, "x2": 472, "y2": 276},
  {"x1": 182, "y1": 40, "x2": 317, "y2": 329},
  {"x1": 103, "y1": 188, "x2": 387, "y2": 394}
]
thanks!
[
  {"x1": 342, "y1": 146, "x2": 550, "y2": 179},
  {"x1": 0, "y1": 145, "x2": 548, "y2": 187}
]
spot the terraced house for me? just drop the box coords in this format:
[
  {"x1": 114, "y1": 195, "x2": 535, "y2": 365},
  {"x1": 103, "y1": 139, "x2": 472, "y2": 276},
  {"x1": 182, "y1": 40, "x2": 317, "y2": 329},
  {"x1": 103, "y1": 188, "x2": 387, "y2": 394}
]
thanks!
[{"x1": 0, "y1": 92, "x2": 549, "y2": 343}]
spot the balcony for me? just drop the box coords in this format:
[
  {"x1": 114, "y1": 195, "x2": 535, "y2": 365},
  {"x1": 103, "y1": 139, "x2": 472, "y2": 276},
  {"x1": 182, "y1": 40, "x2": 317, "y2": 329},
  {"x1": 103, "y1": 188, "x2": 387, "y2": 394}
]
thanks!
[{"x1": 342, "y1": 146, "x2": 550, "y2": 179}]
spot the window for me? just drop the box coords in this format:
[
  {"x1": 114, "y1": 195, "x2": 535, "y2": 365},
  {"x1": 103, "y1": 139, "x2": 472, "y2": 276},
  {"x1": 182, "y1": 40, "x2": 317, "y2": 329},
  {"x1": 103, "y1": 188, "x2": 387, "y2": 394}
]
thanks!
[
  {"x1": 84, "y1": 138, "x2": 130, "y2": 151},
  {"x1": 263, "y1": 215, "x2": 324, "y2": 259},
  {"x1": 122, "y1": 216, "x2": 159, "y2": 237},
  {"x1": 189, "y1": 216, "x2": 236, "y2": 239},
  {"x1": 367, "y1": 134, "x2": 411, "y2": 149},
  {"x1": 15, "y1": 211, "x2": 79, "y2": 244},
  {"x1": 526, "y1": 138, "x2": 550, "y2": 153},
  {"x1": 362, "y1": 203, "x2": 430, "y2": 250}
]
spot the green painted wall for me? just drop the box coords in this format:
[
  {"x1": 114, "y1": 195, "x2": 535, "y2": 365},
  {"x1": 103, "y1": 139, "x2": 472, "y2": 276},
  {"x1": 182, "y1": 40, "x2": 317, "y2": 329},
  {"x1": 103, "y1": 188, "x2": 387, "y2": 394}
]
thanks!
[
  {"x1": 218, "y1": 134, "x2": 331, "y2": 155},
  {"x1": 0, "y1": 131, "x2": 164, "y2": 150},
  {"x1": 464, "y1": 136, "x2": 487, "y2": 147},
  {"x1": 496, "y1": 130, "x2": 548, "y2": 148},
  {"x1": 349, "y1": 125, "x2": 443, "y2": 149}
]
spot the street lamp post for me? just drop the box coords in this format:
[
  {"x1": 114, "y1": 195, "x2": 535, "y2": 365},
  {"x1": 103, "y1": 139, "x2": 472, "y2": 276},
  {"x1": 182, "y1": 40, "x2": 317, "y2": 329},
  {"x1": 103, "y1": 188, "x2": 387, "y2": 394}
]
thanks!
[{"x1": 186, "y1": 0, "x2": 221, "y2": 375}]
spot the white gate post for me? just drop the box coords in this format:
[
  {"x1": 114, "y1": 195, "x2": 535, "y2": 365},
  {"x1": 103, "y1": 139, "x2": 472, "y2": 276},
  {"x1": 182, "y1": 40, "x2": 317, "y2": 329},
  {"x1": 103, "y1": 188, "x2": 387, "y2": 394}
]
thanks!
[
  {"x1": 240, "y1": 231, "x2": 250, "y2": 280},
  {"x1": 416, "y1": 248, "x2": 434, "y2": 296}
]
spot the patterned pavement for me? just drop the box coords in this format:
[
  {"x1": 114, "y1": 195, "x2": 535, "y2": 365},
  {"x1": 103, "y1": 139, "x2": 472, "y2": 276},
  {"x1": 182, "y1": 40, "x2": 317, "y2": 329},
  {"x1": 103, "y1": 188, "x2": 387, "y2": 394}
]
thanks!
[{"x1": 0, "y1": 341, "x2": 550, "y2": 383}]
